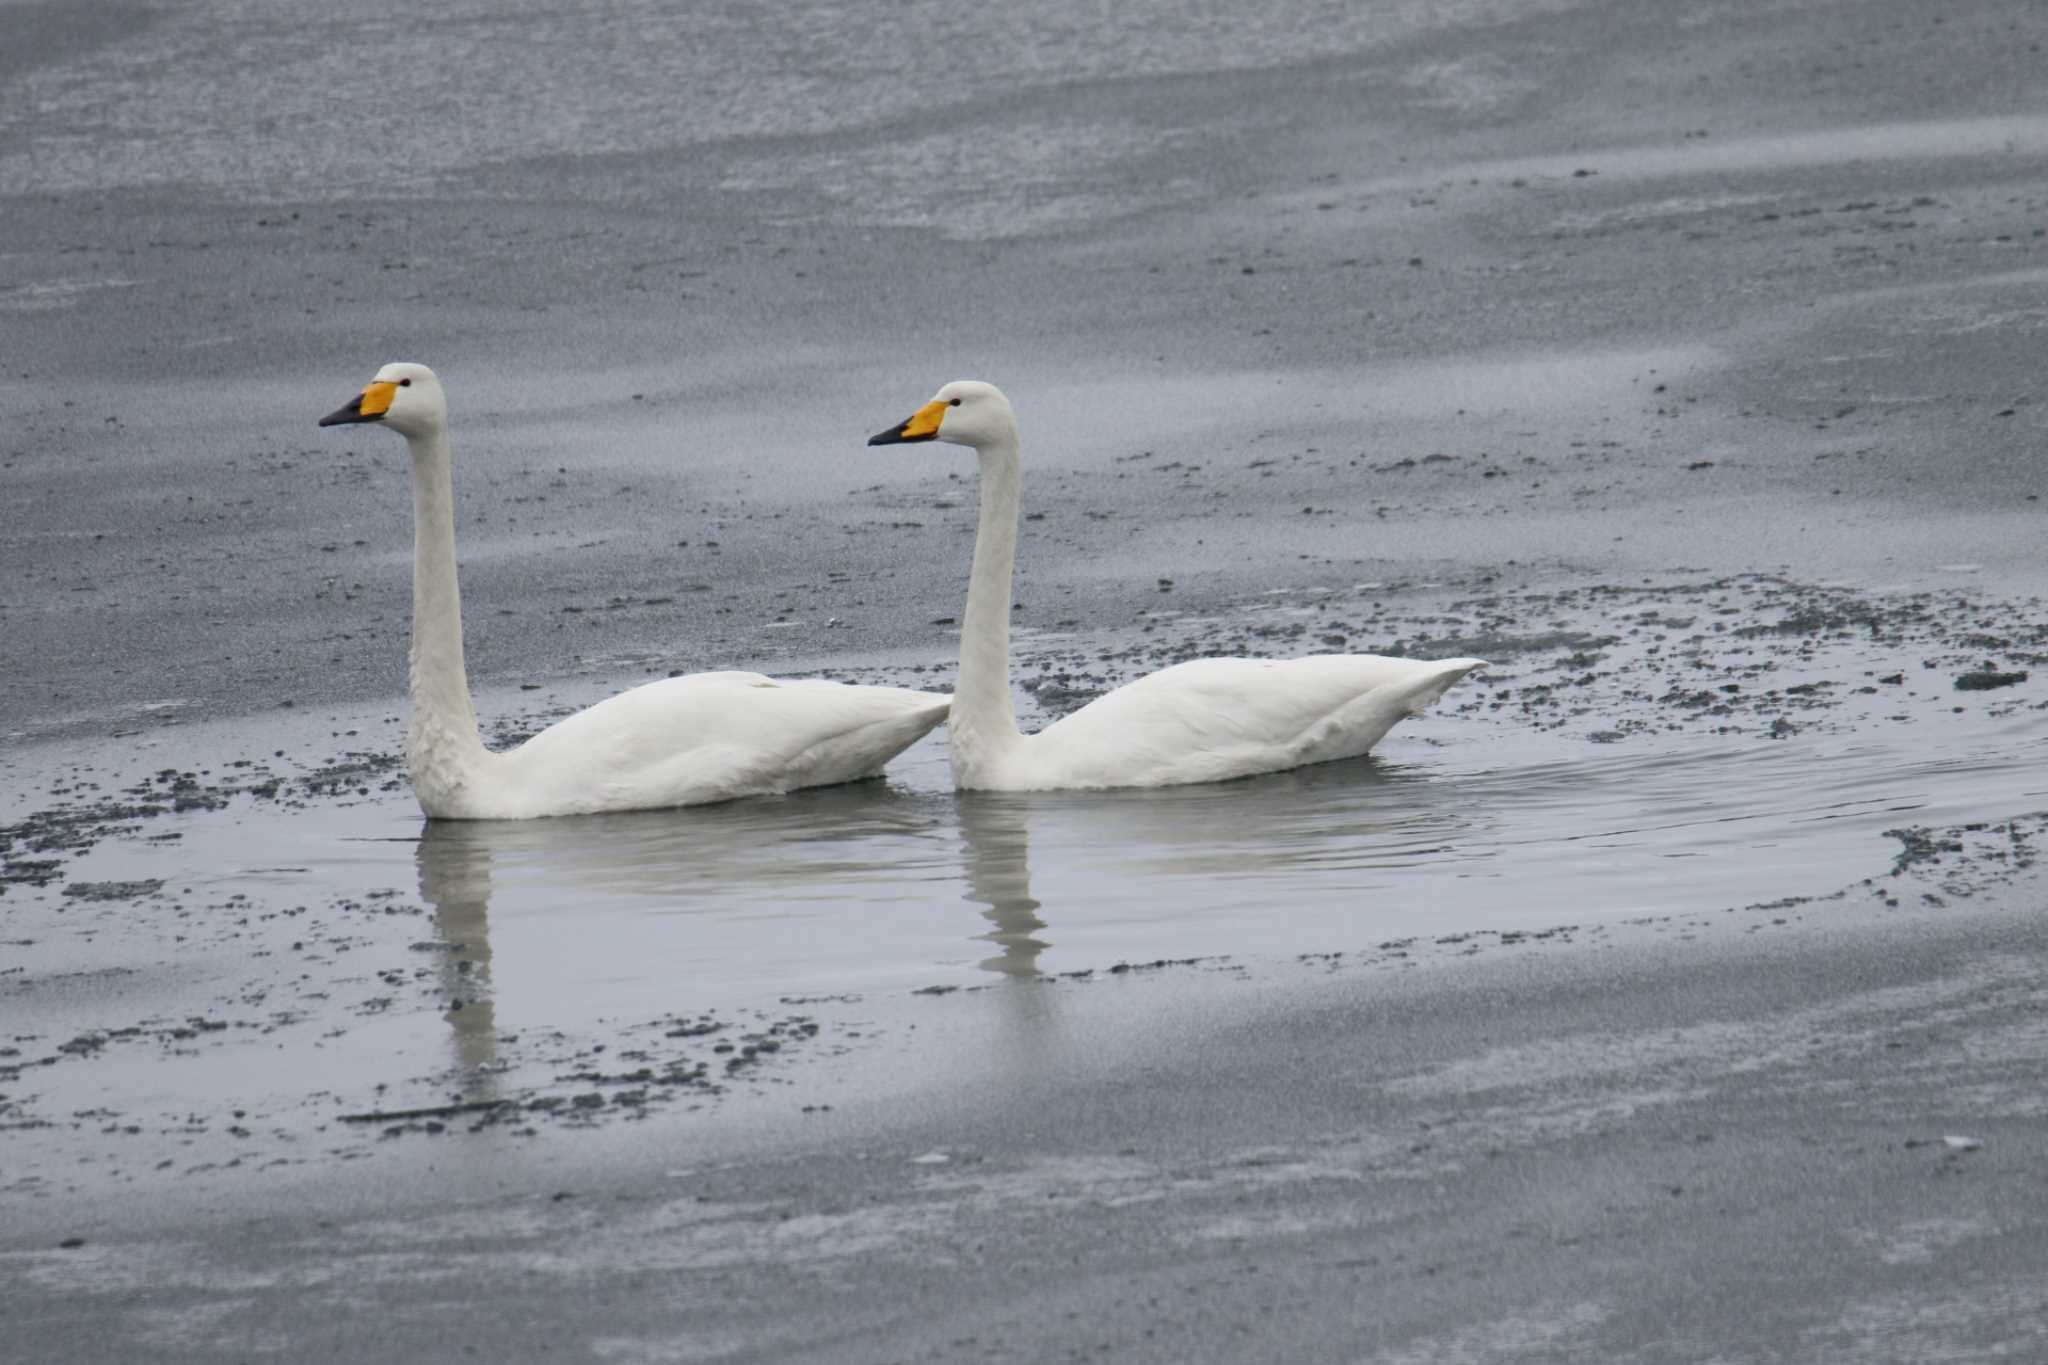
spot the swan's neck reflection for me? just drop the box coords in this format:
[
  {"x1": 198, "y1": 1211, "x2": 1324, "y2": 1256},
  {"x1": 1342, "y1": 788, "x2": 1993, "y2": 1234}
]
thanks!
[
  {"x1": 414, "y1": 821, "x2": 499, "y2": 1087},
  {"x1": 958, "y1": 794, "x2": 1049, "y2": 977}
]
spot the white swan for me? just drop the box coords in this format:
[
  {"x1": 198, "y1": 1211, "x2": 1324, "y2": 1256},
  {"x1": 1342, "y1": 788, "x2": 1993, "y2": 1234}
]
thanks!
[
  {"x1": 319, "y1": 362, "x2": 948, "y2": 820},
  {"x1": 868, "y1": 381, "x2": 1482, "y2": 792}
]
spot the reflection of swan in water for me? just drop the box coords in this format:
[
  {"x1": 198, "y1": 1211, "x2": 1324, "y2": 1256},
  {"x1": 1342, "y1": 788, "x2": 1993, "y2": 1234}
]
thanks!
[
  {"x1": 945, "y1": 758, "x2": 1478, "y2": 1080},
  {"x1": 956, "y1": 795, "x2": 1049, "y2": 977},
  {"x1": 955, "y1": 793, "x2": 1068, "y2": 1071},
  {"x1": 401, "y1": 782, "x2": 950, "y2": 1051},
  {"x1": 951, "y1": 753, "x2": 1482, "y2": 978},
  {"x1": 414, "y1": 821, "x2": 501, "y2": 1086},
  {"x1": 400, "y1": 753, "x2": 1480, "y2": 1084}
]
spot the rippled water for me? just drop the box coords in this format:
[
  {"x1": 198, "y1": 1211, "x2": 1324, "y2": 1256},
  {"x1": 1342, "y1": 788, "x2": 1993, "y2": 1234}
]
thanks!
[
  {"x1": 8, "y1": 2, "x2": 2045, "y2": 1292},
  {"x1": 12, "y1": 699, "x2": 2042, "y2": 1108},
  {"x1": 403, "y1": 712, "x2": 2041, "y2": 1003}
]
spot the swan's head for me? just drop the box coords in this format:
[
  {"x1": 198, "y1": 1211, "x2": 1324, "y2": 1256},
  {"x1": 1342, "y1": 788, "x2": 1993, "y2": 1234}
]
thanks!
[
  {"x1": 868, "y1": 380, "x2": 1014, "y2": 450},
  {"x1": 318, "y1": 362, "x2": 447, "y2": 438}
]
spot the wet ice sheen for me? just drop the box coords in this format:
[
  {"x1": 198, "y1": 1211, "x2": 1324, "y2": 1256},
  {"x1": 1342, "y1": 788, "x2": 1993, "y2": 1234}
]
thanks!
[
  {"x1": 2, "y1": 0, "x2": 1572, "y2": 203},
  {"x1": 1362, "y1": 114, "x2": 2048, "y2": 194}
]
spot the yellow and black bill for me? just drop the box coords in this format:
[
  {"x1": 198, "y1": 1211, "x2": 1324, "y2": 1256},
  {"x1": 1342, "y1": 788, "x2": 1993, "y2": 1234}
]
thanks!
[
  {"x1": 868, "y1": 399, "x2": 948, "y2": 446},
  {"x1": 318, "y1": 380, "x2": 399, "y2": 427}
]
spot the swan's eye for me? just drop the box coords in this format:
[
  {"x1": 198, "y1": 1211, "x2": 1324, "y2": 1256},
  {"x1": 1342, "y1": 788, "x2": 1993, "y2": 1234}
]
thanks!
[
  {"x1": 399, "y1": 378, "x2": 413, "y2": 387},
  {"x1": 949, "y1": 397, "x2": 961, "y2": 407}
]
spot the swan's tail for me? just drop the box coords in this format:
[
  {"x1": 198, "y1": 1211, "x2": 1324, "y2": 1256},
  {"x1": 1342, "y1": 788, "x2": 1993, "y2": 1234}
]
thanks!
[
  {"x1": 1397, "y1": 657, "x2": 1486, "y2": 715},
  {"x1": 819, "y1": 691, "x2": 952, "y2": 784}
]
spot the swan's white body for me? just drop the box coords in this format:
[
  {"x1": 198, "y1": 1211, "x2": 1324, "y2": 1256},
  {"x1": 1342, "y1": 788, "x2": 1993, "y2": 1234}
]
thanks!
[
  {"x1": 322, "y1": 362, "x2": 948, "y2": 820},
  {"x1": 870, "y1": 381, "x2": 1481, "y2": 792}
]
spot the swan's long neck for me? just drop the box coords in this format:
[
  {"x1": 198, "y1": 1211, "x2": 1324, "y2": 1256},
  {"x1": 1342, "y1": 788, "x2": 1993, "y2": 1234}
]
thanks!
[
  {"x1": 952, "y1": 432, "x2": 1026, "y2": 779},
  {"x1": 405, "y1": 424, "x2": 491, "y2": 809}
]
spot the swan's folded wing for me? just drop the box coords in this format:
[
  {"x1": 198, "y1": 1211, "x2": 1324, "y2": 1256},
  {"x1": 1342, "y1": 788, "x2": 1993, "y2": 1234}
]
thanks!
[
  {"x1": 1032, "y1": 654, "x2": 1481, "y2": 787},
  {"x1": 500, "y1": 673, "x2": 949, "y2": 813}
]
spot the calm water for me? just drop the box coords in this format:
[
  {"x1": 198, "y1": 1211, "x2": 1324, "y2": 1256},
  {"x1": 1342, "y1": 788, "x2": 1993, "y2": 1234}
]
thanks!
[
  {"x1": 8, "y1": 694, "x2": 2042, "y2": 1140},
  {"x1": 7, "y1": 0, "x2": 2046, "y2": 1183}
]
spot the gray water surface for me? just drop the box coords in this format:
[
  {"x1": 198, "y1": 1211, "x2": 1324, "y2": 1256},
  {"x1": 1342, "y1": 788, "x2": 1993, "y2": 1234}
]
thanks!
[{"x1": 9, "y1": 685, "x2": 2041, "y2": 1168}]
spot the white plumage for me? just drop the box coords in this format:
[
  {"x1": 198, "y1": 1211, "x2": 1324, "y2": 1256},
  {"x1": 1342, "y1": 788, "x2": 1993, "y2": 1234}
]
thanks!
[
  {"x1": 869, "y1": 380, "x2": 1480, "y2": 792},
  {"x1": 428, "y1": 670, "x2": 952, "y2": 820},
  {"x1": 322, "y1": 362, "x2": 948, "y2": 820}
]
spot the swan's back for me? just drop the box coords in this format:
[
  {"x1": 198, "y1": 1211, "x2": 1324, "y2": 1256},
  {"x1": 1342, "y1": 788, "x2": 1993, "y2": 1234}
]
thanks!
[
  {"x1": 1013, "y1": 654, "x2": 1481, "y2": 790},
  {"x1": 463, "y1": 673, "x2": 948, "y2": 818}
]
